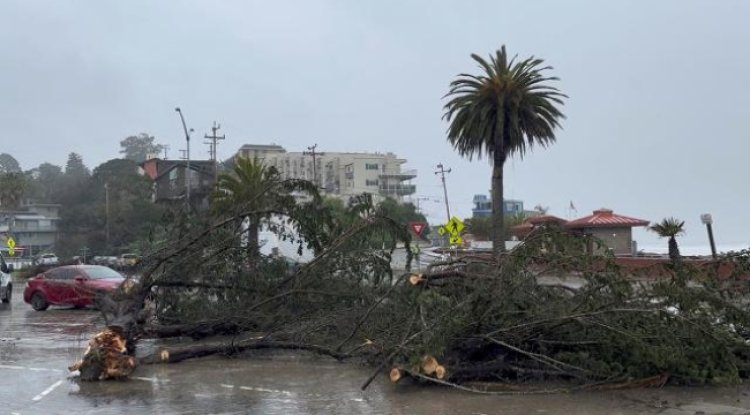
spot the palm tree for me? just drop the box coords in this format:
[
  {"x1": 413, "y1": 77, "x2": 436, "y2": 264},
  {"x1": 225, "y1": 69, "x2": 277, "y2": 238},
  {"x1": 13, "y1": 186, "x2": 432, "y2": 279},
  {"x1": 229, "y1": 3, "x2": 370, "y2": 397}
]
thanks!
[
  {"x1": 649, "y1": 217, "x2": 685, "y2": 263},
  {"x1": 443, "y1": 46, "x2": 566, "y2": 255},
  {"x1": 212, "y1": 157, "x2": 316, "y2": 258}
]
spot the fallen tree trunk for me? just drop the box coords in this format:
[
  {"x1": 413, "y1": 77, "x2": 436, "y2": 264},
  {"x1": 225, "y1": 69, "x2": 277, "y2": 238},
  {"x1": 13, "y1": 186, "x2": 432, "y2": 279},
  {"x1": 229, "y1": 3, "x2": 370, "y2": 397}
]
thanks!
[{"x1": 139, "y1": 337, "x2": 352, "y2": 364}]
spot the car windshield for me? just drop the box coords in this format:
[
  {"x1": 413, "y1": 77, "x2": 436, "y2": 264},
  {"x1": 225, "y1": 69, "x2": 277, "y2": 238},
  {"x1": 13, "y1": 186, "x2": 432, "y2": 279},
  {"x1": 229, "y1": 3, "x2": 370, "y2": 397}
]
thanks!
[{"x1": 84, "y1": 266, "x2": 123, "y2": 280}]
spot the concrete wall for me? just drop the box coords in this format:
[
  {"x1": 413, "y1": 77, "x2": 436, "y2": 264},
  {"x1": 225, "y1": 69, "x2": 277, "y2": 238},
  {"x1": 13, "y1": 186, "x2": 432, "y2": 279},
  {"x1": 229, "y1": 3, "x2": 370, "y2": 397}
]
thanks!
[{"x1": 586, "y1": 227, "x2": 633, "y2": 255}]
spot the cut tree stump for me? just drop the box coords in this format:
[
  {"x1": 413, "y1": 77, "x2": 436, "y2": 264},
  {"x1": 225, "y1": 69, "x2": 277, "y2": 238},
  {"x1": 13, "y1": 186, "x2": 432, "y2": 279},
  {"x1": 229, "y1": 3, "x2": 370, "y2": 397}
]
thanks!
[
  {"x1": 435, "y1": 365, "x2": 446, "y2": 380},
  {"x1": 390, "y1": 368, "x2": 403, "y2": 383},
  {"x1": 421, "y1": 355, "x2": 439, "y2": 375}
]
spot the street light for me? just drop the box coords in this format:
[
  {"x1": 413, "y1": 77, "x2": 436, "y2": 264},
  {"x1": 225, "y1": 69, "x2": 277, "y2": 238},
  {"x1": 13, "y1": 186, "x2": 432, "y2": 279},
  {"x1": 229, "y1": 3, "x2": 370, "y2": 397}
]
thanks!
[
  {"x1": 700, "y1": 213, "x2": 717, "y2": 259},
  {"x1": 175, "y1": 107, "x2": 192, "y2": 205}
]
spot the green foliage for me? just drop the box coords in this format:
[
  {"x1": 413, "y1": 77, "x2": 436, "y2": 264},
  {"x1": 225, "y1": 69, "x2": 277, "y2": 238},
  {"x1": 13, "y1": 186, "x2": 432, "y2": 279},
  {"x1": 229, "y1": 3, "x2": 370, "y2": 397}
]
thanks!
[
  {"x1": 0, "y1": 153, "x2": 21, "y2": 173},
  {"x1": 119, "y1": 133, "x2": 163, "y2": 163},
  {"x1": 443, "y1": 45, "x2": 566, "y2": 253},
  {"x1": 212, "y1": 157, "x2": 320, "y2": 257},
  {"x1": 0, "y1": 172, "x2": 27, "y2": 209},
  {"x1": 465, "y1": 213, "x2": 529, "y2": 240},
  {"x1": 56, "y1": 158, "x2": 165, "y2": 257},
  {"x1": 649, "y1": 217, "x2": 685, "y2": 262}
]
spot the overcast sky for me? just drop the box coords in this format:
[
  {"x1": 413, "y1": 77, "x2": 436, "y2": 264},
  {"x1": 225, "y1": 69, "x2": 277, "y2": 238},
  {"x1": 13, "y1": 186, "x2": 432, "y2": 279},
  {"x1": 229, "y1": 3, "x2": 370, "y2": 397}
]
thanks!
[{"x1": 1, "y1": 0, "x2": 748, "y2": 251}]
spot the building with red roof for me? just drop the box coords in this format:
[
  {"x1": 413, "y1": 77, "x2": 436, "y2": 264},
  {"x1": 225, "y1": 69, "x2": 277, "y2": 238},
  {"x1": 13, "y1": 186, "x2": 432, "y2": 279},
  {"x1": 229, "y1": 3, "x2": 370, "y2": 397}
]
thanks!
[
  {"x1": 565, "y1": 208, "x2": 650, "y2": 255},
  {"x1": 510, "y1": 208, "x2": 650, "y2": 256}
]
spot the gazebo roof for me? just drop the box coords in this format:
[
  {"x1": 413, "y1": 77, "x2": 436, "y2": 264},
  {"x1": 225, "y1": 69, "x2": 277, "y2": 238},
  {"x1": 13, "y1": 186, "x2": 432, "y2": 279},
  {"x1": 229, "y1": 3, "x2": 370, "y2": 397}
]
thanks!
[{"x1": 565, "y1": 208, "x2": 649, "y2": 229}]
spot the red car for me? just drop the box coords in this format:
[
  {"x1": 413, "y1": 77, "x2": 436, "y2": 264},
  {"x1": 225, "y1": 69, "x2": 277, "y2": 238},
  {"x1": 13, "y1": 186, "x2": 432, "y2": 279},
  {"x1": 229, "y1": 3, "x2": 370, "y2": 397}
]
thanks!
[{"x1": 24, "y1": 265, "x2": 128, "y2": 311}]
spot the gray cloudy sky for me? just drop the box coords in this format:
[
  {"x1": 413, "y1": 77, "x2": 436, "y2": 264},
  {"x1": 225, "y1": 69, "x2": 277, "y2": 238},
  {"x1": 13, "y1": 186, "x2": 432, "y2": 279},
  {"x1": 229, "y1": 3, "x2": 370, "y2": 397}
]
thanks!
[{"x1": 1, "y1": 0, "x2": 748, "y2": 251}]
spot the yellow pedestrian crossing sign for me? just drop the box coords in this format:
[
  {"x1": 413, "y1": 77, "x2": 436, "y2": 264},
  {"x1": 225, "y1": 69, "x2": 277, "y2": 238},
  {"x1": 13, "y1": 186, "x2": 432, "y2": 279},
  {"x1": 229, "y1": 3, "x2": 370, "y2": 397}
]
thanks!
[
  {"x1": 7, "y1": 237, "x2": 15, "y2": 257},
  {"x1": 445, "y1": 217, "x2": 465, "y2": 236},
  {"x1": 449, "y1": 235, "x2": 464, "y2": 246}
]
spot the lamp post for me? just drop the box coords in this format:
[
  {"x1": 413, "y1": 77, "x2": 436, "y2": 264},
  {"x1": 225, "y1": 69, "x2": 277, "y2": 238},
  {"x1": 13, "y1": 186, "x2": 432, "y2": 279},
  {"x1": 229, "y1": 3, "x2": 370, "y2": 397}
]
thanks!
[
  {"x1": 700, "y1": 213, "x2": 717, "y2": 259},
  {"x1": 175, "y1": 107, "x2": 192, "y2": 206}
]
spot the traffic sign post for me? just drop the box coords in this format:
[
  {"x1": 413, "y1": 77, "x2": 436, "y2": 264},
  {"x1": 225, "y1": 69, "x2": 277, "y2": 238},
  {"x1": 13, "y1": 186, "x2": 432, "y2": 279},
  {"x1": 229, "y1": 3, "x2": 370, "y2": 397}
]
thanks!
[
  {"x1": 409, "y1": 222, "x2": 428, "y2": 238},
  {"x1": 7, "y1": 237, "x2": 16, "y2": 257},
  {"x1": 438, "y1": 216, "x2": 466, "y2": 248}
]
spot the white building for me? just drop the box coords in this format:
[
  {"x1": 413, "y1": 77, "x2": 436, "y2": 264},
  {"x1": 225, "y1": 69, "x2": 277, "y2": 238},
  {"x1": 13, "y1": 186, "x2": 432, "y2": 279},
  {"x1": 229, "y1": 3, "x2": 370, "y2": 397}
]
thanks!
[{"x1": 235, "y1": 144, "x2": 417, "y2": 203}]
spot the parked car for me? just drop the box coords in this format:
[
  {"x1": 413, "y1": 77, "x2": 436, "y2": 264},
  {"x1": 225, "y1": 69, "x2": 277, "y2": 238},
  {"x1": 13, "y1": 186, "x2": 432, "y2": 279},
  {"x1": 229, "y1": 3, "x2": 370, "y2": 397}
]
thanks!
[
  {"x1": 118, "y1": 253, "x2": 139, "y2": 268},
  {"x1": 37, "y1": 253, "x2": 59, "y2": 266},
  {"x1": 0, "y1": 253, "x2": 13, "y2": 303},
  {"x1": 23, "y1": 265, "x2": 128, "y2": 311}
]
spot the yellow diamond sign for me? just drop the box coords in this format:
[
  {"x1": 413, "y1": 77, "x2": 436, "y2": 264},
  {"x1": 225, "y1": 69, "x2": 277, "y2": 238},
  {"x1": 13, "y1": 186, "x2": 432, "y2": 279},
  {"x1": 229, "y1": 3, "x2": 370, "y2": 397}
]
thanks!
[
  {"x1": 6, "y1": 237, "x2": 15, "y2": 257},
  {"x1": 449, "y1": 235, "x2": 464, "y2": 246},
  {"x1": 445, "y1": 216, "x2": 465, "y2": 236}
]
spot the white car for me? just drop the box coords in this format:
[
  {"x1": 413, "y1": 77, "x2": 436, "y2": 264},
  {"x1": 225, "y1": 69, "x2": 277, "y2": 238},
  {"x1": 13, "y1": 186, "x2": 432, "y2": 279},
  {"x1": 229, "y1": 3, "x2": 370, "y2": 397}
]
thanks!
[
  {"x1": 38, "y1": 253, "x2": 59, "y2": 266},
  {"x1": 0, "y1": 253, "x2": 13, "y2": 303}
]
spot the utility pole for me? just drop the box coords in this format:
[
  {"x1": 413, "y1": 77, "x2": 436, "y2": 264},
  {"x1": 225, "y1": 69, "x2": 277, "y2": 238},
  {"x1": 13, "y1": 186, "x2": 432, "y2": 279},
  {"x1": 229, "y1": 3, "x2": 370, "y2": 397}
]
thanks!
[
  {"x1": 303, "y1": 144, "x2": 326, "y2": 188},
  {"x1": 162, "y1": 144, "x2": 170, "y2": 159},
  {"x1": 175, "y1": 108, "x2": 193, "y2": 206},
  {"x1": 104, "y1": 182, "x2": 110, "y2": 246},
  {"x1": 434, "y1": 163, "x2": 452, "y2": 222},
  {"x1": 204, "y1": 121, "x2": 225, "y2": 184}
]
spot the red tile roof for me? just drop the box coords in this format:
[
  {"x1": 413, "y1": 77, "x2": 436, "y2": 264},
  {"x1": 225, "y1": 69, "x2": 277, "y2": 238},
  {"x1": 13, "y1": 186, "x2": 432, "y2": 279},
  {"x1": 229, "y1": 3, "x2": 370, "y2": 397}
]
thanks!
[{"x1": 565, "y1": 209, "x2": 649, "y2": 229}]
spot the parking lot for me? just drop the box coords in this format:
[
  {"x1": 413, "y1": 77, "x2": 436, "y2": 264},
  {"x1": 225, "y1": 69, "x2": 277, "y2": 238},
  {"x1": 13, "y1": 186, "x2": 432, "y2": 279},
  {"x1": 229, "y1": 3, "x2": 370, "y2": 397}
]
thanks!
[{"x1": 5, "y1": 283, "x2": 750, "y2": 415}]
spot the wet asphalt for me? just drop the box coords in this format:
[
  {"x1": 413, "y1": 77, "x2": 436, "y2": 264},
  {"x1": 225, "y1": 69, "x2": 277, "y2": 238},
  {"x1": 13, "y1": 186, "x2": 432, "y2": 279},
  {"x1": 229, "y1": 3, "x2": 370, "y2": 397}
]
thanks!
[{"x1": 3, "y1": 283, "x2": 750, "y2": 415}]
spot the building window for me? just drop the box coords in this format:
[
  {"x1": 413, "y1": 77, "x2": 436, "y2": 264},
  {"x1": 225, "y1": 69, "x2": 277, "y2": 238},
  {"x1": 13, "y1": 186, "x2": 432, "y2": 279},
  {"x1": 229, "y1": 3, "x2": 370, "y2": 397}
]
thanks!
[
  {"x1": 365, "y1": 179, "x2": 379, "y2": 186},
  {"x1": 365, "y1": 163, "x2": 379, "y2": 170}
]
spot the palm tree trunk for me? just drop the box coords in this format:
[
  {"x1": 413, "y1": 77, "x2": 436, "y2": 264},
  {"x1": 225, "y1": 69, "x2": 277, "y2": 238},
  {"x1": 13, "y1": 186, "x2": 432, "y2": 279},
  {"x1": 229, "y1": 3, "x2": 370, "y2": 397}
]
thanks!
[
  {"x1": 668, "y1": 236, "x2": 681, "y2": 263},
  {"x1": 247, "y1": 220, "x2": 260, "y2": 259},
  {"x1": 491, "y1": 153, "x2": 506, "y2": 256}
]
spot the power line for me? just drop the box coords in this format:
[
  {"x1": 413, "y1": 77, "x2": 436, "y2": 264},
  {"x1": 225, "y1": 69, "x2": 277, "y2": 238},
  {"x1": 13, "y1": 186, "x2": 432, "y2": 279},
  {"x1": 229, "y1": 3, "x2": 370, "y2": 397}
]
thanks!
[
  {"x1": 434, "y1": 163, "x2": 452, "y2": 222},
  {"x1": 204, "y1": 121, "x2": 226, "y2": 184},
  {"x1": 302, "y1": 144, "x2": 326, "y2": 188}
]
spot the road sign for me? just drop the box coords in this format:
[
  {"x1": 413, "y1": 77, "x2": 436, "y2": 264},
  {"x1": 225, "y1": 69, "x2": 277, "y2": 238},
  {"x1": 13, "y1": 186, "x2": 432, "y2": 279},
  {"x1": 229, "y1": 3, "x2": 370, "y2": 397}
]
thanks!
[
  {"x1": 445, "y1": 216, "x2": 465, "y2": 236},
  {"x1": 449, "y1": 235, "x2": 464, "y2": 246},
  {"x1": 437, "y1": 226, "x2": 447, "y2": 236},
  {"x1": 6, "y1": 237, "x2": 15, "y2": 257},
  {"x1": 409, "y1": 222, "x2": 428, "y2": 237}
]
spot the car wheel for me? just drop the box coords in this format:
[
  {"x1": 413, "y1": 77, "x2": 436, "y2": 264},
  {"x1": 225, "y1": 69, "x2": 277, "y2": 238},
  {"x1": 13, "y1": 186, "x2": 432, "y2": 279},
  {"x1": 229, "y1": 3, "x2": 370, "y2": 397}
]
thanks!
[
  {"x1": 31, "y1": 292, "x2": 49, "y2": 311},
  {"x1": 1, "y1": 284, "x2": 10, "y2": 303}
]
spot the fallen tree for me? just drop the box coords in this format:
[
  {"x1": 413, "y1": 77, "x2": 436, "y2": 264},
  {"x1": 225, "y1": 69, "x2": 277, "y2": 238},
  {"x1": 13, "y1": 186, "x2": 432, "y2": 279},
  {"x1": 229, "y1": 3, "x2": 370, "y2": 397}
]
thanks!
[{"x1": 72, "y1": 190, "x2": 750, "y2": 392}]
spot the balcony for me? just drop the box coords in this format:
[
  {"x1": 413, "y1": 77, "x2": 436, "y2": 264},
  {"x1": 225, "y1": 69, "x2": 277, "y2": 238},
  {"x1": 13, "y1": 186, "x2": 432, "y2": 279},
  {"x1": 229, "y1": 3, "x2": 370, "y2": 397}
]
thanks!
[
  {"x1": 379, "y1": 169, "x2": 417, "y2": 180},
  {"x1": 379, "y1": 184, "x2": 416, "y2": 196}
]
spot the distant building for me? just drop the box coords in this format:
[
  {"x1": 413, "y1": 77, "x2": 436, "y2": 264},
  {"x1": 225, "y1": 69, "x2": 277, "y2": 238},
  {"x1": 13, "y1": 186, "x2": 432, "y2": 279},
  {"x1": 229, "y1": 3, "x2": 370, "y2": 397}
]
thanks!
[
  {"x1": 510, "y1": 208, "x2": 650, "y2": 256},
  {"x1": 472, "y1": 194, "x2": 525, "y2": 218},
  {"x1": 565, "y1": 208, "x2": 649, "y2": 255},
  {"x1": 140, "y1": 158, "x2": 216, "y2": 208},
  {"x1": 234, "y1": 144, "x2": 417, "y2": 203},
  {"x1": 0, "y1": 204, "x2": 61, "y2": 256}
]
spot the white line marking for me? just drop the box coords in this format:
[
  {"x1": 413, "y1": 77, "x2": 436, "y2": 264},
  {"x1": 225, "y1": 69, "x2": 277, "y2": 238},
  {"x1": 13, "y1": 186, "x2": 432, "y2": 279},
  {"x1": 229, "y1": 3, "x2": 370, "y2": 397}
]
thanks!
[
  {"x1": 29, "y1": 367, "x2": 63, "y2": 372},
  {"x1": 0, "y1": 364, "x2": 25, "y2": 370},
  {"x1": 32, "y1": 380, "x2": 63, "y2": 401},
  {"x1": 239, "y1": 386, "x2": 293, "y2": 396},
  {"x1": 221, "y1": 384, "x2": 235, "y2": 389}
]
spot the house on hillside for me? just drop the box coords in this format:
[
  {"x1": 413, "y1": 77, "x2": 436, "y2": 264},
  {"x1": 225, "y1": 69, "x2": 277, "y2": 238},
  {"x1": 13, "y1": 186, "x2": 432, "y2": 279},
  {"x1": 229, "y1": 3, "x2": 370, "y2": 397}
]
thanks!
[{"x1": 140, "y1": 158, "x2": 216, "y2": 208}]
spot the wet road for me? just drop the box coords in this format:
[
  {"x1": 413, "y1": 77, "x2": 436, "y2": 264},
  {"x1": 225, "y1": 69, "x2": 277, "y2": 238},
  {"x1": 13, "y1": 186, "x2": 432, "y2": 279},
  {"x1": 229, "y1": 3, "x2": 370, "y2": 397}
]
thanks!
[{"x1": 3, "y1": 284, "x2": 750, "y2": 414}]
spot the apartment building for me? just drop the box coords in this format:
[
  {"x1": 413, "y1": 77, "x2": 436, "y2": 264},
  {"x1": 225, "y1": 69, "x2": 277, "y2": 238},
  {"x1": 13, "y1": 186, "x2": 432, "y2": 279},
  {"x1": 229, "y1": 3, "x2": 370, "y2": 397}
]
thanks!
[{"x1": 235, "y1": 144, "x2": 417, "y2": 203}]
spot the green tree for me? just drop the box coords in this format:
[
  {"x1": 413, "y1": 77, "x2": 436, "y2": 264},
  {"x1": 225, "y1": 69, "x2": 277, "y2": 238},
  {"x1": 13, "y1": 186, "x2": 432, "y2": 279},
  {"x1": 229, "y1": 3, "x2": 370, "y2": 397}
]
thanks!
[
  {"x1": 212, "y1": 157, "x2": 317, "y2": 257},
  {"x1": 0, "y1": 172, "x2": 27, "y2": 209},
  {"x1": 120, "y1": 133, "x2": 163, "y2": 163},
  {"x1": 649, "y1": 217, "x2": 685, "y2": 263},
  {"x1": 465, "y1": 212, "x2": 531, "y2": 241},
  {"x1": 443, "y1": 46, "x2": 566, "y2": 255},
  {"x1": 0, "y1": 153, "x2": 21, "y2": 173},
  {"x1": 56, "y1": 158, "x2": 164, "y2": 257}
]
